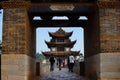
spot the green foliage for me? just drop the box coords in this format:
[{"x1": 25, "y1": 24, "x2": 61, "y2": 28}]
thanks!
[
  {"x1": 36, "y1": 53, "x2": 45, "y2": 62},
  {"x1": 0, "y1": 40, "x2": 2, "y2": 53}
]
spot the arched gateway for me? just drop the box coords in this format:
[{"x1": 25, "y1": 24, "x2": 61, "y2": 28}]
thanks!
[{"x1": 0, "y1": 0, "x2": 120, "y2": 80}]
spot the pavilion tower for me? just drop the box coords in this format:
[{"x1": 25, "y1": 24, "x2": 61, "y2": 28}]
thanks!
[{"x1": 42, "y1": 28, "x2": 80, "y2": 58}]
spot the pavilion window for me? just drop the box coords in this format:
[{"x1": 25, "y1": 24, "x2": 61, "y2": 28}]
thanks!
[
  {"x1": 51, "y1": 47, "x2": 56, "y2": 51},
  {"x1": 57, "y1": 39, "x2": 64, "y2": 42},
  {"x1": 57, "y1": 47, "x2": 64, "y2": 51},
  {"x1": 51, "y1": 39, "x2": 55, "y2": 42},
  {"x1": 65, "y1": 47, "x2": 70, "y2": 51}
]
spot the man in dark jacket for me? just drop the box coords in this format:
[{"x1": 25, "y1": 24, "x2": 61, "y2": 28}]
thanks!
[{"x1": 49, "y1": 54, "x2": 55, "y2": 72}]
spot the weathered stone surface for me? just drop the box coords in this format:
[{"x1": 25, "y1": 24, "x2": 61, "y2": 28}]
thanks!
[
  {"x1": 2, "y1": 8, "x2": 36, "y2": 57},
  {"x1": 100, "y1": 53, "x2": 120, "y2": 79},
  {"x1": 99, "y1": 8, "x2": 120, "y2": 53},
  {"x1": 39, "y1": 63, "x2": 50, "y2": 76},
  {"x1": 85, "y1": 53, "x2": 100, "y2": 80},
  {"x1": 85, "y1": 53, "x2": 120, "y2": 80},
  {"x1": 1, "y1": 54, "x2": 36, "y2": 80}
]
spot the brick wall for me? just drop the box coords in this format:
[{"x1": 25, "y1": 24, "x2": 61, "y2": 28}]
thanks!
[
  {"x1": 99, "y1": 8, "x2": 120, "y2": 53},
  {"x1": 2, "y1": 6, "x2": 36, "y2": 80},
  {"x1": 2, "y1": 8, "x2": 36, "y2": 57}
]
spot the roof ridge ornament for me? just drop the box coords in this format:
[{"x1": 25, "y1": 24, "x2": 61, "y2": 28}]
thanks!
[{"x1": 56, "y1": 27, "x2": 65, "y2": 34}]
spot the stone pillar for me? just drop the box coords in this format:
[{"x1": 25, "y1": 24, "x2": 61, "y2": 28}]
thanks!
[
  {"x1": 84, "y1": 10, "x2": 100, "y2": 57},
  {"x1": 2, "y1": 54, "x2": 35, "y2": 80},
  {"x1": 85, "y1": 1, "x2": 120, "y2": 80},
  {"x1": 84, "y1": 7, "x2": 101, "y2": 80},
  {"x1": 1, "y1": 1, "x2": 36, "y2": 80},
  {"x1": 99, "y1": 3, "x2": 120, "y2": 80}
]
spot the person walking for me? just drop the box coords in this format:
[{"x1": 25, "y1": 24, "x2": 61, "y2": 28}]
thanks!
[
  {"x1": 69, "y1": 53, "x2": 75, "y2": 72},
  {"x1": 67, "y1": 55, "x2": 70, "y2": 72},
  {"x1": 49, "y1": 54, "x2": 55, "y2": 72},
  {"x1": 57, "y1": 57, "x2": 62, "y2": 70}
]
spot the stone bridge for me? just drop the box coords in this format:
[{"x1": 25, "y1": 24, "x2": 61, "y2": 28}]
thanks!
[{"x1": 0, "y1": 0, "x2": 120, "y2": 80}]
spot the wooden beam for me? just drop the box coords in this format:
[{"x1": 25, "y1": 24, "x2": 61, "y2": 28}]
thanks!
[
  {"x1": 33, "y1": 20, "x2": 88, "y2": 27},
  {"x1": 30, "y1": 3, "x2": 95, "y2": 13}
]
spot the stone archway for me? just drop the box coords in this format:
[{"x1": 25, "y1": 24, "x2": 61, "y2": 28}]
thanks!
[{"x1": 0, "y1": 1, "x2": 120, "y2": 80}]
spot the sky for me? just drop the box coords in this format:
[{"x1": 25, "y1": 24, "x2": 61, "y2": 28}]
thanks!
[
  {"x1": 36, "y1": 27, "x2": 84, "y2": 54},
  {"x1": 0, "y1": 9, "x2": 84, "y2": 54},
  {"x1": 0, "y1": 9, "x2": 3, "y2": 43}
]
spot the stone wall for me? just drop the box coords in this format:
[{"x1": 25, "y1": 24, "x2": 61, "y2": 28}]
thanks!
[
  {"x1": 40, "y1": 63, "x2": 50, "y2": 76},
  {"x1": 85, "y1": 6, "x2": 120, "y2": 80},
  {"x1": 85, "y1": 53, "x2": 120, "y2": 80},
  {"x1": 36, "y1": 61, "x2": 50, "y2": 76},
  {"x1": 1, "y1": 5, "x2": 36, "y2": 80},
  {"x1": 85, "y1": 3, "x2": 120, "y2": 80},
  {"x1": 2, "y1": 8, "x2": 27, "y2": 54},
  {"x1": 85, "y1": 54, "x2": 100, "y2": 80},
  {"x1": 2, "y1": 8, "x2": 36, "y2": 57},
  {"x1": 100, "y1": 53, "x2": 120, "y2": 80},
  {"x1": 99, "y1": 8, "x2": 120, "y2": 53},
  {"x1": 1, "y1": 54, "x2": 36, "y2": 80}
]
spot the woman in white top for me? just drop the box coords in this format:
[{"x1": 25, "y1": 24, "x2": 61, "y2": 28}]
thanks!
[{"x1": 69, "y1": 53, "x2": 75, "y2": 72}]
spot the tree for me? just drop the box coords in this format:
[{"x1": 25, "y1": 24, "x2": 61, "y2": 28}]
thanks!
[{"x1": 36, "y1": 53, "x2": 45, "y2": 62}]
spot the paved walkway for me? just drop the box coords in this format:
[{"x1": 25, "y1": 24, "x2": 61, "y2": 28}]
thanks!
[{"x1": 37, "y1": 68, "x2": 89, "y2": 80}]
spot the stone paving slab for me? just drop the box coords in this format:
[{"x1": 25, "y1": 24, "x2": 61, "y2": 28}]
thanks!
[{"x1": 37, "y1": 68, "x2": 89, "y2": 80}]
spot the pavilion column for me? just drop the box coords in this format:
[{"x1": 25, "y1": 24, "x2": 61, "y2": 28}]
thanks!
[
  {"x1": 1, "y1": 1, "x2": 36, "y2": 80},
  {"x1": 85, "y1": 1, "x2": 120, "y2": 80}
]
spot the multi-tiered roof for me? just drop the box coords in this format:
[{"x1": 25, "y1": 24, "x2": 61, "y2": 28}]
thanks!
[{"x1": 42, "y1": 28, "x2": 80, "y2": 57}]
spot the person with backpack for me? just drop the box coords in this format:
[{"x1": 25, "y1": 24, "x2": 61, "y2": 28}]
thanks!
[{"x1": 49, "y1": 54, "x2": 55, "y2": 72}]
